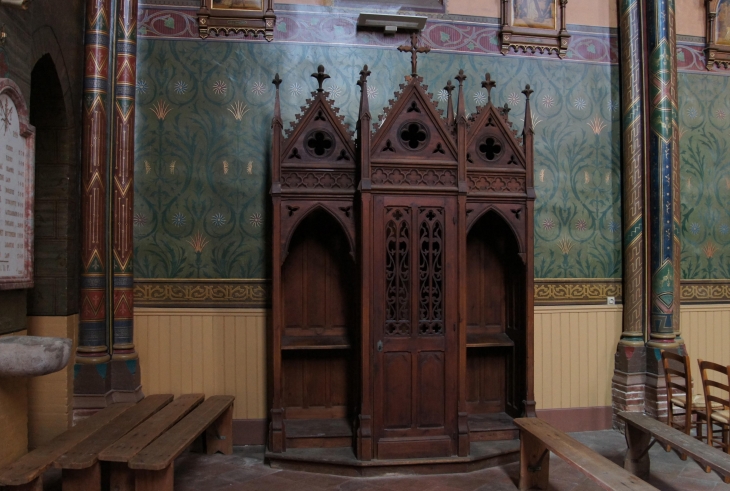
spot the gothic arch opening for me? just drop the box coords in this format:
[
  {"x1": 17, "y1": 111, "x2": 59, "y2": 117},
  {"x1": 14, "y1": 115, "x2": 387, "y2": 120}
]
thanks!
[
  {"x1": 466, "y1": 211, "x2": 527, "y2": 439},
  {"x1": 28, "y1": 53, "x2": 78, "y2": 315}
]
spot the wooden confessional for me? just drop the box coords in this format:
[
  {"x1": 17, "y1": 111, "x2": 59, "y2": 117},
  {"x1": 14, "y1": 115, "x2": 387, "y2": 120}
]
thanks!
[{"x1": 269, "y1": 38, "x2": 535, "y2": 467}]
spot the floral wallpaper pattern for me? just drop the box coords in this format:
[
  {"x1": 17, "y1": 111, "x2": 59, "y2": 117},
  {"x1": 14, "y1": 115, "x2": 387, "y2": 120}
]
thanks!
[
  {"x1": 134, "y1": 40, "x2": 622, "y2": 279},
  {"x1": 679, "y1": 72, "x2": 730, "y2": 279}
]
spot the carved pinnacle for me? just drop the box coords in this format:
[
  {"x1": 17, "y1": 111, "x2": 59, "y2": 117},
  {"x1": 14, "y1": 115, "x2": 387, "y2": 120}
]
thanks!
[
  {"x1": 444, "y1": 80, "x2": 455, "y2": 95},
  {"x1": 481, "y1": 73, "x2": 496, "y2": 103},
  {"x1": 522, "y1": 84, "x2": 534, "y2": 99},
  {"x1": 311, "y1": 65, "x2": 330, "y2": 92},
  {"x1": 272, "y1": 73, "x2": 282, "y2": 89},
  {"x1": 398, "y1": 33, "x2": 430, "y2": 76},
  {"x1": 358, "y1": 64, "x2": 371, "y2": 88},
  {"x1": 455, "y1": 69, "x2": 467, "y2": 85},
  {"x1": 502, "y1": 102, "x2": 510, "y2": 115}
]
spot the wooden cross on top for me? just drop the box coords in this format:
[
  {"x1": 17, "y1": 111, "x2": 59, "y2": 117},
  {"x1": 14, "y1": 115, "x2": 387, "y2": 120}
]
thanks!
[{"x1": 398, "y1": 33, "x2": 431, "y2": 77}]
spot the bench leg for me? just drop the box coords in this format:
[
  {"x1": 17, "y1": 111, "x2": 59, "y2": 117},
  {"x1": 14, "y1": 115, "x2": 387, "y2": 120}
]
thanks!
[
  {"x1": 206, "y1": 404, "x2": 233, "y2": 455},
  {"x1": 62, "y1": 462, "x2": 101, "y2": 491},
  {"x1": 623, "y1": 422, "x2": 651, "y2": 481},
  {"x1": 109, "y1": 462, "x2": 135, "y2": 491},
  {"x1": 135, "y1": 465, "x2": 173, "y2": 491},
  {"x1": 519, "y1": 432, "x2": 549, "y2": 490}
]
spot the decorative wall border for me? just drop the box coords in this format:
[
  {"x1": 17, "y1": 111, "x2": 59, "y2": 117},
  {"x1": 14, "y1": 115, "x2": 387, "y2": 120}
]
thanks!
[
  {"x1": 535, "y1": 279, "x2": 622, "y2": 305},
  {"x1": 137, "y1": 6, "x2": 618, "y2": 65},
  {"x1": 135, "y1": 5, "x2": 730, "y2": 75},
  {"x1": 134, "y1": 279, "x2": 271, "y2": 308},
  {"x1": 681, "y1": 280, "x2": 730, "y2": 304},
  {"x1": 134, "y1": 278, "x2": 730, "y2": 307}
]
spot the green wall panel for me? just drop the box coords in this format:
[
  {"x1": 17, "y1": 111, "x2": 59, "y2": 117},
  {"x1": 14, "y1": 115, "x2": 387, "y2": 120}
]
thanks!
[
  {"x1": 679, "y1": 72, "x2": 730, "y2": 279},
  {"x1": 134, "y1": 40, "x2": 622, "y2": 279}
]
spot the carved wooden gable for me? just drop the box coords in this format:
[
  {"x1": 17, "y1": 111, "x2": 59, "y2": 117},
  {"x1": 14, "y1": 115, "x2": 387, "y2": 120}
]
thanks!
[
  {"x1": 280, "y1": 66, "x2": 356, "y2": 192},
  {"x1": 372, "y1": 78, "x2": 457, "y2": 163},
  {"x1": 465, "y1": 76, "x2": 532, "y2": 196}
]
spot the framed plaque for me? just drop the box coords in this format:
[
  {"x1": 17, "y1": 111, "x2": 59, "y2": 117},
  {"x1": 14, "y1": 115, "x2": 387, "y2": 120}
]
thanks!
[
  {"x1": 0, "y1": 78, "x2": 35, "y2": 290},
  {"x1": 500, "y1": 0, "x2": 570, "y2": 58},
  {"x1": 706, "y1": 0, "x2": 730, "y2": 69},
  {"x1": 198, "y1": 0, "x2": 275, "y2": 41}
]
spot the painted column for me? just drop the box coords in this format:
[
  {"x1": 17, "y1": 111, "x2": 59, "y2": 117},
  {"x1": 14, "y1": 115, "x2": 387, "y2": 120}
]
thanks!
[
  {"x1": 78, "y1": 0, "x2": 111, "y2": 364},
  {"x1": 111, "y1": 0, "x2": 137, "y2": 361},
  {"x1": 646, "y1": 0, "x2": 681, "y2": 349},
  {"x1": 612, "y1": 0, "x2": 648, "y2": 427},
  {"x1": 643, "y1": 0, "x2": 682, "y2": 423},
  {"x1": 619, "y1": 0, "x2": 646, "y2": 348}
]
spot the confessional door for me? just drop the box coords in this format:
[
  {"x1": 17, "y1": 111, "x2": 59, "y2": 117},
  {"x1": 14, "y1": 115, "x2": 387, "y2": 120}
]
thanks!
[{"x1": 372, "y1": 195, "x2": 458, "y2": 459}]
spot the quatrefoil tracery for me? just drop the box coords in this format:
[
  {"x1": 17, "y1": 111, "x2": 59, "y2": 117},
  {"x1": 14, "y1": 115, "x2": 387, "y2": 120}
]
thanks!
[
  {"x1": 399, "y1": 121, "x2": 429, "y2": 150},
  {"x1": 479, "y1": 136, "x2": 503, "y2": 161},
  {"x1": 305, "y1": 130, "x2": 335, "y2": 157}
]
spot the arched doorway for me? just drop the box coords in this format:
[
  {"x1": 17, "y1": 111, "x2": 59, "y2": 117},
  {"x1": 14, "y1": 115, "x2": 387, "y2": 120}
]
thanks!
[
  {"x1": 466, "y1": 211, "x2": 527, "y2": 440},
  {"x1": 28, "y1": 53, "x2": 78, "y2": 316},
  {"x1": 280, "y1": 209, "x2": 358, "y2": 449}
]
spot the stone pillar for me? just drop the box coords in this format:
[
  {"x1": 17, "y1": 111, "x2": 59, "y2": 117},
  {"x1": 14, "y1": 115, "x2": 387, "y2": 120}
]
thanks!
[
  {"x1": 111, "y1": 0, "x2": 137, "y2": 362},
  {"x1": 612, "y1": 0, "x2": 648, "y2": 430},
  {"x1": 78, "y1": 0, "x2": 111, "y2": 366},
  {"x1": 645, "y1": 0, "x2": 682, "y2": 422}
]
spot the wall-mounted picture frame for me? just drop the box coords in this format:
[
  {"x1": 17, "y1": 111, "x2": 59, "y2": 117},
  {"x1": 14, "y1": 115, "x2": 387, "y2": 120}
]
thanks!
[
  {"x1": 500, "y1": 0, "x2": 570, "y2": 59},
  {"x1": 706, "y1": 0, "x2": 730, "y2": 69},
  {"x1": 0, "y1": 78, "x2": 35, "y2": 291},
  {"x1": 197, "y1": 0, "x2": 275, "y2": 41}
]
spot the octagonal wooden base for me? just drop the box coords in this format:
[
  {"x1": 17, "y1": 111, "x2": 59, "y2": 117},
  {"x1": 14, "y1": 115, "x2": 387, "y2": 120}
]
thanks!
[{"x1": 265, "y1": 440, "x2": 519, "y2": 477}]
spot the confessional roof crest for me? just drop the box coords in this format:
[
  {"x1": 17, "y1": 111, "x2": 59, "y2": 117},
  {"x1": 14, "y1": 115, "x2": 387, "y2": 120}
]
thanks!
[{"x1": 281, "y1": 66, "x2": 356, "y2": 165}]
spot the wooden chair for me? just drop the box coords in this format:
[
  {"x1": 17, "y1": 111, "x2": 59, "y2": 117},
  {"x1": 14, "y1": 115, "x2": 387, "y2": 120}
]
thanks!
[
  {"x1": 661, "y1": 351, "x2": 708, "y2": 445},
  {"x1": 698, "y1": 360, "x2": 730, "y2": 454}
]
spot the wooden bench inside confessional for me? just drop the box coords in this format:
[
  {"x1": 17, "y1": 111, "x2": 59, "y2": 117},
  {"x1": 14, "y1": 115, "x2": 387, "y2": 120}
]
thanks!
[{"x1": 515, "y1": 417, "x2": 658, "y2": 491}]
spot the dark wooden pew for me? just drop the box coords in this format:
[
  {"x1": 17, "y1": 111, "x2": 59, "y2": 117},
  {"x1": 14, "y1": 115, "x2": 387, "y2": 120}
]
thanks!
[
  {"x1": 128, "y1": 395, "x2": 234, "y2": 491},
  {"x1": 618, "y1": 411, "x2": 730, "y2": 484},
  {"x1": 98, "y1": 393, "x2": 204, "y2": 491},
  {"x1": 0, "y1": 403, "x2": 134, "y2": 491},
  {"x1": 514, "y1": 417, "x2": 658, "y2": 491},
  {"x1": 54, "y1": 394, "x2": 173, "y2": 491}
]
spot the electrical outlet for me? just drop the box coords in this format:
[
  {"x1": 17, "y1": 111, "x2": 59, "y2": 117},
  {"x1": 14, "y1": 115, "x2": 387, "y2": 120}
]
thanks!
[{"x1": 607, "y1": 296, "x2": 616, "y2": 305}]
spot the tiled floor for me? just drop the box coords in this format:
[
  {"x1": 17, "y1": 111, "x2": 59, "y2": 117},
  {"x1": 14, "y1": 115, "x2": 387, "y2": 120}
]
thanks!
[{"x1": 42, "y1": 430, "x2": 730, "y2": 490}]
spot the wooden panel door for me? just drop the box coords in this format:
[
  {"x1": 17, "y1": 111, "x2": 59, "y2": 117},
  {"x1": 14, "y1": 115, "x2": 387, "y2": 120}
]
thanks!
[{"x1": 372, "y1": 196, "x2": 457, "y2": 459}]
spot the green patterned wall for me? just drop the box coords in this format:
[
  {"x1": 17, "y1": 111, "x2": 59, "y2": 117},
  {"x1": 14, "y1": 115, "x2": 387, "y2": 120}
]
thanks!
[
  {"x1": 679, "y1": 72, "x2": 730, "y2": 279},
  {"x1": 134, "y1": 40, "x2": 622, "y2": 279}
]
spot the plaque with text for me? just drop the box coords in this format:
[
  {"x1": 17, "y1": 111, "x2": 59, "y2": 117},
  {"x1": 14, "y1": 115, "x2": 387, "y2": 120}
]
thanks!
[{"x1": 0, "y1": 79, "x2": 35, "y2": 290}]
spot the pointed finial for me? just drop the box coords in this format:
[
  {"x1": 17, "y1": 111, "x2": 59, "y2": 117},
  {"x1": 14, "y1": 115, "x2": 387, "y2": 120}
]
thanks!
[
  {"x1": 357, "y1": 64, "x2": 371, "y2": 88},
  {"x1": 445, "y1": 80, "x2": 455, "y2": 95},
  {"x1": 398, "y1": 33, "x2": 431, "y2": 77},
  {"x1": 312, "y1": 65, "x2": 330, "y2": 92},
  {"x1": 445, "y1": 80, "x2": 455, "y2": 126},
  {"x1": 522, "y1": 84, "x2": 534, "y2": 99},
  {"x1": 482, "y1": 73, "x2": 496, "y2": 103},
  {"x1": 455, "y1": 70, "x2": 466, "y2": 121},
  {"x1": 502, "y1": 102, "x2": 510, "y2": 115},
  {"x1": 273, "y1": 73, "x2": 282, "y2": 89}
]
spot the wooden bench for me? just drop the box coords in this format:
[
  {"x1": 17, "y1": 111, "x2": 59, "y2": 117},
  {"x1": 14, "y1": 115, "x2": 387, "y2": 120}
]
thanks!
[
  {"x1": 54, "y1": 394, "x2": 174, "y2": 491},
  {"x1": 0, "y1": 403, "x2": 134, "y2": 491},
  {"x1": 618, "y1": 410, "x2": 730, "y2": 484},
  {"x1": 128, "y1": 395, "x2": 234, "y2": 491},
  {"x1": 514, "y1": 417, "x2": 658, "y2": 491},
  {"x1": 98, "y1": 393, "x2": 204, "y2": 491}
]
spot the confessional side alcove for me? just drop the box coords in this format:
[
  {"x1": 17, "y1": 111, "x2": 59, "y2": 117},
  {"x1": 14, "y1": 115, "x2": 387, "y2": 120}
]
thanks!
[
  {"x1": 466, "y1": 210, "x2": 527, "y2": 441},
  {"x1": 280, "y1": 208, "x2": 358, "y2": 448}
]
